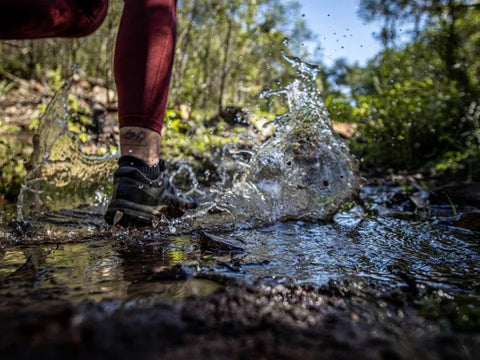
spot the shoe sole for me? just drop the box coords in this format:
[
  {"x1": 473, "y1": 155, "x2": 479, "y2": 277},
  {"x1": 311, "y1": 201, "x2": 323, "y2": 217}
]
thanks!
[{"x1": 104, "y1": 199, "x2": 169, "y2": 226}]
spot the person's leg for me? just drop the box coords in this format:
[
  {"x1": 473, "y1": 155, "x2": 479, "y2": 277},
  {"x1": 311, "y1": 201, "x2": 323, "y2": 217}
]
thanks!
[
  {"x1": 105, "y1": 0, "x2": 196, "y2": 225},
  {"x1": 0, "y1": 0, "x2": 107, "y2": 39},
  {"x1": 114, "y1": 0, "x2": 176, "y2": 165}
]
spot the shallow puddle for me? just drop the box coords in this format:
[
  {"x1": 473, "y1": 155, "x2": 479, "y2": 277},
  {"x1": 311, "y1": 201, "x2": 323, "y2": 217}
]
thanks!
[
  {"x1": 234, "y1": 216, "x2": 480, "y2": 293},
  {"x1": 1, "y1": 193, "x2": 479, "y2": 310}
]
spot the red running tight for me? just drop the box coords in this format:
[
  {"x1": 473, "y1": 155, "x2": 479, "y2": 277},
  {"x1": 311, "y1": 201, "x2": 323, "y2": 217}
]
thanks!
[{"x1": 0, "y1": 0, "x2": 177, "y2": 134}]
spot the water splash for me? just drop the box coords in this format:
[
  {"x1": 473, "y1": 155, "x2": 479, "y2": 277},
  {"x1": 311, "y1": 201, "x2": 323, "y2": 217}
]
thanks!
[
  {"x1": 17, "y1": 77, "x2": 118, "y2": 221},
  {"x1": 216, "y1": 52, "x2": 360, "y2": 224},
  {"x1": 169, "y1": 162, "x2": 200, "y2": 196},
  {"x1": 15, "y1": 54, "x2": 359, "y2": 228}
]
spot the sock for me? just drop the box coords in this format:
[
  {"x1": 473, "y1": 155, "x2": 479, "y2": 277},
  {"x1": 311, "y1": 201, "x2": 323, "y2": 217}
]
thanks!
[{"x1": 118, "y1": 155, "x2": 165, "y2": 180}]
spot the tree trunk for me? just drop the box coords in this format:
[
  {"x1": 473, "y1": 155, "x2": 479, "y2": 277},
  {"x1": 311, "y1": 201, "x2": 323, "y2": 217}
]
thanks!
[{"x1": 218, "y1": 17, "x2": 233, "y2": 114}]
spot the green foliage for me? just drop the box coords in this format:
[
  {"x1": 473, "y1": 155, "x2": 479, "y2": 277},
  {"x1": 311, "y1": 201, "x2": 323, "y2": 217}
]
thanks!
[
  {"x1": 349, "y1": 63, "x2": 464, "y2": 169},
  {"x1": 172, "y1": 0, "x2": 313, "y2": 117},
  {"x1": 0, "y1": 126, "x2": 31, "y2": 200},
  {"x1": 2, "y1": 0, "x2": 480, "y2": 201},
  {"x1": 68, "y1": 94, "x2": 92, "y2": 137},
  {"x1": 326, "y1": 1, "x2": 480, "y2": 176},
  {"x1": 162, "y1": 115, "x2": 244, "y2": 161},
  {"x1": 166, "y1": 110, "x2": 189, "y2": 134},
  {"x1": 0, "y1": 79, "x2": 16, "y2": 97}
]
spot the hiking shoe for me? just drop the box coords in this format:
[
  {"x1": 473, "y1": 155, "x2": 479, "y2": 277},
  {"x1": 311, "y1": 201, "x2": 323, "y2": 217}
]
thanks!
[{"x1": 104, "y1": 156, "x2": 198, "y2": 226}]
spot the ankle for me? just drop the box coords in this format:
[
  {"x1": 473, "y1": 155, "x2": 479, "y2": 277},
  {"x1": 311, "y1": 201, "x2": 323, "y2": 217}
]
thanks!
[{"x1": 120, "y1": 126, "x2": 161, "y2": 165}]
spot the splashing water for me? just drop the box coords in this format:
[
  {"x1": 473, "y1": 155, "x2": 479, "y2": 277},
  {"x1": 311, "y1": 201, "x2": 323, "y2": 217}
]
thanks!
[
  {"x1": 16, "y1": 54, "x2": 359, "y2": 228},
  {"x1": 216, "y1": 53, "x2": 360, "y2": 224},
  {"x1": 17, "y1": 77, "x2": 118, "y2": 221}
]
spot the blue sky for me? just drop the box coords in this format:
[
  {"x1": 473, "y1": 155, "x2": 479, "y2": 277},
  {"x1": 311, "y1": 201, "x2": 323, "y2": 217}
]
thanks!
[{"x1": 298, "y1": 0, "x2": 382, "y2": 66}]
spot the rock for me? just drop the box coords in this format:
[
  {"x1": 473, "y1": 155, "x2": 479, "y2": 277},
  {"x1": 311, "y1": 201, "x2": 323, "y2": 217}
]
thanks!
[
  {"x1": 206, "y1": 106, "x2": 251, "y2": 127},
  {"x1": 179, "y1": 104, "x2": 191, "y2": 121},
  {"x1": 429, "y1": 182, "x2": 480, "y2": 208},
  {"x1": 450, "y1": 211, "x2": 480, "y2": 232},
  {"x1": 198, "y1": 231, "x2": 246, "y2": 254},
  {"x1": 150, "y1": 264, "x2": 190, "y2": 281}
]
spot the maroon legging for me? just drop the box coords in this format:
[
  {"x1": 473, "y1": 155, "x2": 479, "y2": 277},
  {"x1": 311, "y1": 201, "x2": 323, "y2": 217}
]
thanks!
[{"x1": 0, "y1": 0, "x2": 176, "y2": 134}]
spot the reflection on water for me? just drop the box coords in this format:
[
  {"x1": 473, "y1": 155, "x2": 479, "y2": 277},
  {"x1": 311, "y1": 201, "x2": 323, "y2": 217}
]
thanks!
[
  {"x1": 0, "y1": 232, "x2": 219, "y2": 307},
  {"x1": 1, "y1": 197, "x2": 479, "y2": 308}
]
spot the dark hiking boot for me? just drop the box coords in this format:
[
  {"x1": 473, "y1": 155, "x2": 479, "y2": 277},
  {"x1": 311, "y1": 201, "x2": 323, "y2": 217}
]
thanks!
[{"x1": 104, "y1": 156, "x2": 198, "y2": 226}]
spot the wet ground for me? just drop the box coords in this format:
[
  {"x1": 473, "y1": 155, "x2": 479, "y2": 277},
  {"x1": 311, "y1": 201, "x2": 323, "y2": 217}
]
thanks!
[
  {"x1": 1, "y1": 278, "x2": 478, "y2": 360},
  {"x1": 0, "y1": 185, "x2": 479, "y2": 359}
]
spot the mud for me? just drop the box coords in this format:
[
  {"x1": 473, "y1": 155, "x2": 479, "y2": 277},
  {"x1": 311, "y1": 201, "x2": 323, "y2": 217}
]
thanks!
[{"x1": 0, "y1": 276, "x2": 478, "y2": 360}]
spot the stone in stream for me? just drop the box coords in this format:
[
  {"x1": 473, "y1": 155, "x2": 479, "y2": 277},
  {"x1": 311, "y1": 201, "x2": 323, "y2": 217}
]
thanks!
[
  {"x1": 198, "y1": 231, "x2": 246, "y2": 254},
  {"x1": 439, "y1": 210, "x2": 480, "y2": 233}
]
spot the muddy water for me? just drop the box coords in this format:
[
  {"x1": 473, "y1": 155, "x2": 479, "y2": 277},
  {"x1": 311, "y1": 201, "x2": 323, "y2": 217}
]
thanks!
[
  {"x1": 0, "y1": 208, "x2": 220, "y2": 306},
  {"x1": 1, "y1": 193, "x2": 479, "y2": 309},
  {"x1": 238, "y1": 213, "x2": 480, "y2": 293}
]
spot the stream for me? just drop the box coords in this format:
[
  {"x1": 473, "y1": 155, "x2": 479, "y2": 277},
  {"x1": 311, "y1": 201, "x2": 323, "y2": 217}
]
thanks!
[{"x1": 1, "y1": 186, "x2": 479, "y2": 310}]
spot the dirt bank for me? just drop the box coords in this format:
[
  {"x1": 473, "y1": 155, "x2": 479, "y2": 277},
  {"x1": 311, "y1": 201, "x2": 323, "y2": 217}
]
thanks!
[{"x1": 1, "y1": 277, "x2": 478, "y2": 360}]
